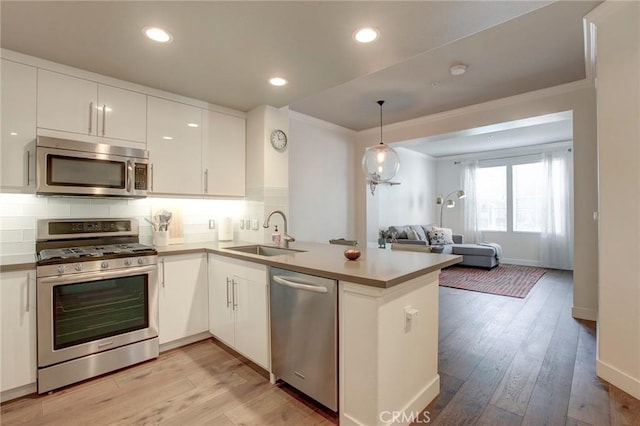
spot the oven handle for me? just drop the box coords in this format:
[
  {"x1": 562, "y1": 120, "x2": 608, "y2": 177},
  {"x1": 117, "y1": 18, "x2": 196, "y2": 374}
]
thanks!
[{"x1": 37, "y1": 265, "x2": 158, "y2": 286}]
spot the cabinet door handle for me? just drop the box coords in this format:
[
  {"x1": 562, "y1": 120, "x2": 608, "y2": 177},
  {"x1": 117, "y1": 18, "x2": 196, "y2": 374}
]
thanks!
[
  {"x1": 26, "y1": 150, "x2": 31, "y2": 186},
  {"x1": 161, "y1": 258, "x2": 165, "y2": 287},
  {"x1": 102, "y1": 104, "x2": 107, "y2": 136},
  {"x1": 88, "y1": 102, "x2": 93, "y2": 133},
  {"x1": 204, "y1": 169, "x2": 208, "y2": 193},
  {"x1": 232, "y1": 279, "x2": 238, "y2": 310},
  {"x1": 226, "y1": 277, "x2": 231, "y2": 307},
  {"x1": 25, "y1": 272, "x2": 30, "y2": 312},
  {"x1": 150, "y1": 164, "x2": 154, "y2": 192}
]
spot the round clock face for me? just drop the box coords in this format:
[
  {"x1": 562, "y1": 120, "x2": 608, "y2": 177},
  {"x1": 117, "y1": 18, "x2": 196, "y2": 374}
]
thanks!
[{"x1": 270, "y1": 129, "x2": 287, "y2": 151}]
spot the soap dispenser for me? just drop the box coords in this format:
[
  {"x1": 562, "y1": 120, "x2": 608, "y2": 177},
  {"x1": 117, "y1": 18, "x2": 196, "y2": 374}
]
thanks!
[{"x1": 272, "y1": 225, "x2": 281, "y2": 246}]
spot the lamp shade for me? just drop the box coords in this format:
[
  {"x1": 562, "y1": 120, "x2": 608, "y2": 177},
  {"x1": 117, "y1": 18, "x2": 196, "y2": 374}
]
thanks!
[
  {"x1": 446, "y1": 199, "x2": 455, "y2": 208},
  {"x1": 362, "y1": 144, "x2": 400, "y2": 182}
]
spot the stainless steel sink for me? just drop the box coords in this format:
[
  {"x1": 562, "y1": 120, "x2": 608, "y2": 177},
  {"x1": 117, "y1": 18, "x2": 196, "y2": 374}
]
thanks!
[{"x1": 225, "y1": 245, "x2": 306, "y2": 257}]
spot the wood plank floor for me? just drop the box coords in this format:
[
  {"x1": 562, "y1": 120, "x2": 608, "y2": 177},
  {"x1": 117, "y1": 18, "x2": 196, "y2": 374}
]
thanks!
[
  {"x1": 2, "y1": 269, "x2": 639, "y2": 425},
  {"x1": 424, "y1": 269, "x2": 640, "y2": 426}
]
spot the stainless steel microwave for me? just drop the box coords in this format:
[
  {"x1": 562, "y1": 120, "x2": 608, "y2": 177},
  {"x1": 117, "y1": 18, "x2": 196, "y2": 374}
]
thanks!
[{"x1": 36, "y1": 136, "x2": 149, "y2": 198}]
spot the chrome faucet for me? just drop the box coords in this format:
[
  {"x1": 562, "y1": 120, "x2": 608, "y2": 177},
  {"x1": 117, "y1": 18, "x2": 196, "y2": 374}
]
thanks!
[{"x1": 263, "y1": 210, "x2": 295, "y2": 248}]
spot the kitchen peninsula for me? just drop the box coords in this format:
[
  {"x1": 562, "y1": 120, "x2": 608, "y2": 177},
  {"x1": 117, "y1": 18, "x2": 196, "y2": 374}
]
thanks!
[
  {"x1": 159, "y1": 241, "x2": 461, "y2": 425},
  {"x1": 1, "y1": 240, "x2": 460, "y2": 425}
]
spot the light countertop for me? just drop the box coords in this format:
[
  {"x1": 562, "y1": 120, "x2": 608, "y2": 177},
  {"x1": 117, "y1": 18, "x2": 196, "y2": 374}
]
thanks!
[
  {"x1": 157, "y1": 241, "x2": 461, "y2": 288},
  {"x1": 3, "y1": 241, "x2": 461, "y2": 288}
]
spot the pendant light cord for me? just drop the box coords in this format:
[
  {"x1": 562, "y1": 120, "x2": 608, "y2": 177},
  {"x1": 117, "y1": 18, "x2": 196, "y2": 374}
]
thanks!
[{"x1": 378, "y1": 100, "x2": 385, "y2": 145}]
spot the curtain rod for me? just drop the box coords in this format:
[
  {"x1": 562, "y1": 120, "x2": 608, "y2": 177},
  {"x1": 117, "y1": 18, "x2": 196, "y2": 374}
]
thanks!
[{"x1": 453, "y1": 148, "x2": 571, "y2": 165}]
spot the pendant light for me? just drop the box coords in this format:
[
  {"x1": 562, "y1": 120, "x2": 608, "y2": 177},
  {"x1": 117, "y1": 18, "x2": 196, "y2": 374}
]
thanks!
[{"x1": 362, "y1": 100, "x2": 400, "y2": 195}]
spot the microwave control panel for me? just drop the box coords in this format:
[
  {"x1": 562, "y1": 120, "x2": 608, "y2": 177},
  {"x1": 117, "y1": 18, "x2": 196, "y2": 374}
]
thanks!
[{"x1": 134, "y1": 164, "x2": 148, "y2": 190}]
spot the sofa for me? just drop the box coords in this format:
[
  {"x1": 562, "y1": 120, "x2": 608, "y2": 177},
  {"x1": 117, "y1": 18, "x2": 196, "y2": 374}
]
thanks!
[{"x1": 388, "y1": 224, "x2": 501, "y2": 269}]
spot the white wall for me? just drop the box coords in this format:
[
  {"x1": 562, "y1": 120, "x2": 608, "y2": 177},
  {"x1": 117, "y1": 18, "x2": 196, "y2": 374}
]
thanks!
[
  {"x1": 288, "y1": 111, "x2": 356, "y2": 243},
  {"x1": 593, "y1": 1, "x2": 640, "y2": 400},
  {"x1": 434, "y1": 160, "x2": 464, "y2": 229},
  {"x1": 377, "y1": 147, "x2": 437, "y2": 229},
  {"x1": 246, "y1": 104, "x2": 290, "y2": 243},
  {"x1": 355, "y1": 80, "x2": 598, "y2": 321}
]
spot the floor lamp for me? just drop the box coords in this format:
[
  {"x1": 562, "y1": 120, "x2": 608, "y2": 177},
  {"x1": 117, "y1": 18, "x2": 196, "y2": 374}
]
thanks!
[{"x1": 437, "y1": 190, "x2": 466, "y2": 227}]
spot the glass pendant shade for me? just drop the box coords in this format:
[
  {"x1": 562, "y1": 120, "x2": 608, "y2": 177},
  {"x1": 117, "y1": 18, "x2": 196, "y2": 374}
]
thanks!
[
  {"x1": 362, "y1": 144, "x2": 400, "y2": 182},
  {"x1": 362, "y1": 99, "x2": 400, "y2": 184}
]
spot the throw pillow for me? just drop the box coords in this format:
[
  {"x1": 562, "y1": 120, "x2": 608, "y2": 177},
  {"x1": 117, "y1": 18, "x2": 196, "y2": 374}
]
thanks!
[
  {"x1": 410, "y1": 225, "x2": 428, "y2": 241},
  {"x1": 428, "y1": 227, "x2": 455, "y2": 245}
]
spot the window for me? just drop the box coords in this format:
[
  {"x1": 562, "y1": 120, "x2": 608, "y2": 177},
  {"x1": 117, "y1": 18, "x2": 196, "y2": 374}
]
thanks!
[
  {"x1": 476, "y1": 166, "x2": 507, "y2": 231},
  {"x1": 513, "y1": 162, "x2": 544, "y2": 232}
]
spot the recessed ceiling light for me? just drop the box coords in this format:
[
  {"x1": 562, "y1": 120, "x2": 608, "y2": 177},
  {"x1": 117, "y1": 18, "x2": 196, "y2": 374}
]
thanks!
[
  {"x1": 269, "y1": 77, "x2": 288, "y2": 87},
  {"x1": 143, "y1": 26, "x2": 173, "y2": 43},
  {"x1": 450, "y1": 64, "x2": 467, "y2": 76},
  {"x1": 354, "y1": 27, "x2": 379, "y2": 43},
  {"x1": 187, "y1": 123, "x2": 199, "y2": 128},
  {"x1": 10, "y1": 131, "x2": 18, "y2": 136},
  {"x1": 431, "y1": 81, "x2": 440, "y2": 87},
  {"x1": 162, "y1": 136, "x2": 173, "y2": 140}
]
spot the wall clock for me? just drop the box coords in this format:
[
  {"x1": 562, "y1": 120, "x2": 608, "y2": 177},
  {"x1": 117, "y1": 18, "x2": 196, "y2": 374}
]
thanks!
[{"x1": 270, "y1": 129, "x2": 288, "y2": 151}]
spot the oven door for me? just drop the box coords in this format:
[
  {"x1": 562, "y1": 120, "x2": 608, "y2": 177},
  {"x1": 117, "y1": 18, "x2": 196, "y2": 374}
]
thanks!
[{"x1": 37, "y1": 265, "x2": 158, "y2": 368}]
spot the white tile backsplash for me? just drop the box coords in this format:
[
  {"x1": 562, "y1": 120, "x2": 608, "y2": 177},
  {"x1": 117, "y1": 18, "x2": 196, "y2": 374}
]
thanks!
[{"x1": 0, "y1": 193, "x2": 262, "y2": 255}]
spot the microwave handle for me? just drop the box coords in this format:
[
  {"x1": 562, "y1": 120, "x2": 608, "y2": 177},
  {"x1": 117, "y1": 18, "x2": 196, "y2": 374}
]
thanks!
[{"x1": 127, "y1": 160, "x2": 134, "y2": 193}]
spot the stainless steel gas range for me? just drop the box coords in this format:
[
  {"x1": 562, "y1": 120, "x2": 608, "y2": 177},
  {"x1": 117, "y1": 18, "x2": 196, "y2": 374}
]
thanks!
[{"x1": 35, "y1": 218, "x2": 159, "y2": 393}]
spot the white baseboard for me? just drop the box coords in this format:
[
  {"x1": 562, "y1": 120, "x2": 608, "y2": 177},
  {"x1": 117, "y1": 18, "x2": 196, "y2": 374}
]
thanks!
[
  {"x1": 159, "y1": 332, "x2": 212, "y2": 352},
  {"x1": 596, "y1": 358, "x2": 640, "y2": 400},
  {"x1": 1, "y1": 382, "x2": 36, "y2": 403},
  {"x1": 572, "y1": 306, "x2": 598, "y2": 321},
  {"x1": 501, "y1": 258, "x2": 541, "y2": 267}
]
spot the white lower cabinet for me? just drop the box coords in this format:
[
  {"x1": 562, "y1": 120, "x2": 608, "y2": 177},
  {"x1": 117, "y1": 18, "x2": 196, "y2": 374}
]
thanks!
[
  {"x1": 158, "y1": 253, "x2": 208, "y2": 345},
  {"x1": 0, "y1": 270, "x2": 37, "y2": 393},
  {"x1": 208, "y1": 254, "x2": 269, "y2": 369}
]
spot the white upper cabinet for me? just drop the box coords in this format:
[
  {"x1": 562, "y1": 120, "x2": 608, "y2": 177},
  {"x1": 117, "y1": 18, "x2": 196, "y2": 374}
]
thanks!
[
  {"x1": 1, "y1": 59, "x2": 37, "y2": 191},
  {"x1": 37, "y1": 69, "x2": 97, "y2": 136},
  {"x1": 96, "y1": 85, "x2": 147, "y2": 143},
  {"x1": 202, "y1": 111, "x2": 246, "y2": 197},
  {"x1": 147, "y1": 96, "x2": 203, "y2": 195},
  {"x1": 37, "y1": 69, "x2": 146, "y2": 144}
]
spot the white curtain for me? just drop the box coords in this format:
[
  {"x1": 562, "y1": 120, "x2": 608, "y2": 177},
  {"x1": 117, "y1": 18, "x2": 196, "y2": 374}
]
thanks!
[
  {"x1": 462, "y1": 160, "x2": 481, "y2": 243},
  {"x1": 539, "y1": 149, "x2": 574, "y2": 269}
]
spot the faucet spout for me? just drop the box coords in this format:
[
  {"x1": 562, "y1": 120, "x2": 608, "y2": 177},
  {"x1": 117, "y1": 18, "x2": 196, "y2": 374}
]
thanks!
[{"x1": 263, "y1": 210, "x2": 295, "y2": 248}]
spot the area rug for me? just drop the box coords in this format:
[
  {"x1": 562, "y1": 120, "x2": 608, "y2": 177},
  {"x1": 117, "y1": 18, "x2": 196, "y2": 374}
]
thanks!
[{"x1": 439, "y1": 264, "x2": 547, "y2": 298}]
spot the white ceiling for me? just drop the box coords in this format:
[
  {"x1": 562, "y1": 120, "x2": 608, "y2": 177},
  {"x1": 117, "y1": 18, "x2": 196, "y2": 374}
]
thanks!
[
  {"x1": 396, "y1": 112, "x2": 573, "y2": 158},
  {"x1": 1, "y1": 1, "x2": 599, "y2": 133}
]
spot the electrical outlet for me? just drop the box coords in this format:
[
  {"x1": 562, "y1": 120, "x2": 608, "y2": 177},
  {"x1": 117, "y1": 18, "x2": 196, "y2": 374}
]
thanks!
[
  {"x1": 240, "y1": 220, "x2": 245, "y2": 230},
  {"x1": 208, "y1": 219, "x2": 216, "y2": 229},
  {"x1": 251, "y1": 219, "x2": 259, "y2": 230},
  {"x1": 244, "y1": 218, "x2": 251, "y2": 229}
]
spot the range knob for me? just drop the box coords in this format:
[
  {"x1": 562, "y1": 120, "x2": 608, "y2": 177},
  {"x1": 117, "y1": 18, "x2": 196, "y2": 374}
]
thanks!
[
  {"x1": 74, "y1": 264, "x2": 83, "y2": 272},
  {"x1": 124, "y1": 259, "x2": 132, "y2": 267},
  {"x1": 57, "y1": 265, "x2": 66, "y2": 274},
  {"x1": 137, "y1": 258, "x2": 145, "y2": 265},
  {"x1": 101, "y1": 261, "x2": 109, "y2": 269}
]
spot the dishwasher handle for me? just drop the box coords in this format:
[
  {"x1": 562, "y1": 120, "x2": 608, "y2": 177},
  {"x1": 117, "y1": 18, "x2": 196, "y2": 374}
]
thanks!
[{"x1": 272, "y1": 275, "x2": 328, "y2": 294}]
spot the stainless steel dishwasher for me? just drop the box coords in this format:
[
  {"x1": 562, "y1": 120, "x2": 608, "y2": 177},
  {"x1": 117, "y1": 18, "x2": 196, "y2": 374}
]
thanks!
[{"x1": 270, "y1": 267, "x2": 338, "y2": 412}]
